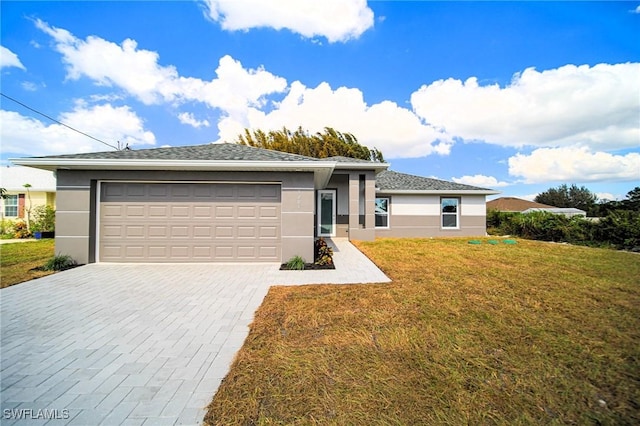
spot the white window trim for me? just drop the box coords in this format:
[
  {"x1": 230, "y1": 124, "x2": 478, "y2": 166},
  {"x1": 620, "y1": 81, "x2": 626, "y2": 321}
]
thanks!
[
  {"x1": 375, "y1": 197, "x2": 390, "y2": 229},
  {"x1": 3, "y1": 194, "x2": 19, "y2": 218},
  {"x1": 441, "y1": 197, "x2": 460, "y2": 230}
]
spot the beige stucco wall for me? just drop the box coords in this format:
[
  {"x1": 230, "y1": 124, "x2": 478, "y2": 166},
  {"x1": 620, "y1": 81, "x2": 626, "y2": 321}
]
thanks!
[
  {"x1": 55, "y1": 170, "x2": 315, "y2": 264},
  {"x1": 375, "y1": 193, "x2": 488, "y2": 238}
]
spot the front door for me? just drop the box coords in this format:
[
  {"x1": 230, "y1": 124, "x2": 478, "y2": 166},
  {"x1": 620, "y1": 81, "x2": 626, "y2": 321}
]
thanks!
[{"x1": 317, "y1": 189, "x2": 336, "y2": 237}]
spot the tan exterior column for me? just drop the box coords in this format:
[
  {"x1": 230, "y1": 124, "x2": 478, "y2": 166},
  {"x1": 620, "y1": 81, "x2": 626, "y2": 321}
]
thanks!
[
  {"x1": 347, "y1": 171, "x2": 375, "y2": 241},
  {"x1": 280, "y1": 173, "x2": 315, "y2": 263},
  {"x1": 55, "y1": 187, "x2": 92, "y2": 265}
]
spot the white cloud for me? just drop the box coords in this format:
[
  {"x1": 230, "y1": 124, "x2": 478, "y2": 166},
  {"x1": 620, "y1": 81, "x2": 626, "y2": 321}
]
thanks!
[
  {"x1": 35, "y1": 20, "x2": 287, "y2": 111},
  {"x1": 21, "y1": 81, "x2": 40, "y2": 92},
  {"x1": 202, "y1": 0, "x2": 374, "y2": 43},
  {"x1": 216, "y1": 81, "x2": 454, "y2": 158},
  {"x1": 178, "y1": 112, "x2": 210, "y2": 128},
  {"x1": 0, "y1": 46, "x2": 26, "y2": 70},
  {"x1": 411, "y1": 63, "x2": 640, "y2": 152},
  {"x1": 1, "y1": 104, "x2": 155, "y2": 156},
  {"x1": 632, "y1": 5, "x2": 640, "y2": 14},
  {"x1": 508, "y1": 146, "x2": 640, "y2": 184},
  {"x1": 596, "y1": 192, "x2": 617, "y2": 202},
  {"x1": 452, "y1": 174, "x2": 510, "y2": 188}
]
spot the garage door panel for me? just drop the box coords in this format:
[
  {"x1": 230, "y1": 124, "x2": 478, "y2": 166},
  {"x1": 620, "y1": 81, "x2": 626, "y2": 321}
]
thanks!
[
  {"x1": 259, "y1": 226, "x2": 278, "y2": 238},
  {"x1": 171, "y1": 185, "x2": 190, "y2": 197},
  {"x1": 102, "y1": 205, "x2": 123, "y2": 217},
  {"x1": 259, "y1": 246, "x2": 278, "y2": 258},
  {"x1": 148, "y1": 226, "x2": 168, "y2": 238},
  {"x1": 170, "y1": 226, "x2": 189, "y2": 238},
  {"x1": 237, "y1": 206, "x2": 256, "y2": 218},
  {"x1": 125, "y1": 205, "x2": 145, "y2": 218},
  {"x1": 125, "y1": 245, "x2": 145, "y2": 258},
  {"x1": 259, "y1": 206, "x2": 278, "y2": 218},
  {"x1": 100, "y1": 183, "x2": 281, "y2": 262},
  {"x1": 238, "y1": 185, "x2": 257, "y2": 198},
  {"x1": 148, "y1": 205, "x2": 169, "y2": 218},
  {"x1": 193, "y1": 206, "x2": 212, "y2": 217},
  {"x1": 102, "y1": 225, "x2": 123, "y2": 238},
  {"x1": 259, "y1": 185, "x2": 279, "y2": 199},
  {"x1": 237, "y1": 226, "x2": 255, "y2": 238},
  {"x1": 215, "y1": 206, "x2": 234, "y2": 218},
  {"x1": 148, "y1": 246, "x2": 167, "y2": 258},
  {"x1": 194, "y1": 226, "x2": 213, "y2": 238},
  {"x1": 126, "y1": 184, "x2": 145, "y2": 197},
  {"x1": 171, "y1": 206, "x2": 190, "y2": 218},
  {"x1": 125, "y1": 225, "x2": 144, "y2": 237}
]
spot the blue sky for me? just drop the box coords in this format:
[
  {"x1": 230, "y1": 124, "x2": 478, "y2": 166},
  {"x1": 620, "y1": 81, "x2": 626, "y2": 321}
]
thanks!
[{"x1": 1, "y1": 1, "x2": 638, "y2": 201}]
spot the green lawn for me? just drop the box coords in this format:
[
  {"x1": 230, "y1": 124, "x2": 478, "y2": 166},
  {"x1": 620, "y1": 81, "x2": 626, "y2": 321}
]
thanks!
[
  {"x1": 205, "y1": 238, "x2": 640, "y2": 425},
  {"x1": 0, "y1": 240, "x2": 55, "y2": 288}
]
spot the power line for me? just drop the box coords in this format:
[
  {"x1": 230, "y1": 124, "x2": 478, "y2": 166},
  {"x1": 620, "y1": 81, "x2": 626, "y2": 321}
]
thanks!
[{"x1": 1, "y1": 92, "x2": 119, "y2": 151}]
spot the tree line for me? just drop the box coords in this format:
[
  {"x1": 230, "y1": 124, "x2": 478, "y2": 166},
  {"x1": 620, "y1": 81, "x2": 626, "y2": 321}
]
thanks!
[
  {"x1": 490, "y1": 185, "x2": 640, "y2": 251},
  {"x1": 235, "y1": 126, "x2": 385, "y2": 162},
  {"x1": 534, "y1": 184, "x2": 639, "y2": 217}
]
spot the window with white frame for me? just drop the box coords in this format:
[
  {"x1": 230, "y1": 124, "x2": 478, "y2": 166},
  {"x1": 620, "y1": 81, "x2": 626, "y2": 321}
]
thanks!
[
  {"x1": 375, "y1": 197, "x2": 389, "y2": 228},
  {"x1": 441, "y1": 197, "x2": 459, "y2": 228},
  {"x1": 4, "y1": 195, "x2": 18, "y2": 217}
]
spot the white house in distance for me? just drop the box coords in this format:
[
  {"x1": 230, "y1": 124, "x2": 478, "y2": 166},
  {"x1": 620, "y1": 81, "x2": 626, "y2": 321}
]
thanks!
[
  {"x1": 0, "y1": 166, "x2": 57, "y2": 221},
  {"x1": 487, "y1": 197, "x2": 586, "y2": 218}
]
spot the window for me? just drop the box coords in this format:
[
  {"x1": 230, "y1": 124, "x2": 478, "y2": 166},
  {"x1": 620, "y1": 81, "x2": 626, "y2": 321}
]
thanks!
[
  {"x1": 441, "y1": 197, "x2": 459, "y2": 229},
  {"x1": 375, "y1": 197, "x2": 389, "y2": 228},
  {"x1": 4, "y1": 194, "x2": 18, "y2": 217}
]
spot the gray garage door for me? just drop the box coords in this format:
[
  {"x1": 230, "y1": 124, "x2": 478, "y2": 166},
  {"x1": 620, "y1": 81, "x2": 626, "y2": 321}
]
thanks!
[{"x1": 99, "y1": 182, "x2": 281, "y2": 262}]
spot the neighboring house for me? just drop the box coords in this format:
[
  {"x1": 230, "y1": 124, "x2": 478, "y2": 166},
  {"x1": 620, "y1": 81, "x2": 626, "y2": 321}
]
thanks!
[
  {"x1": 487, "y1": 197, "x2": 555, "y2": 212},
  {"x1": 12, "y1": 143, "x2": 498, "y2": 264},
  {"x1": 487, "y1": 197, "x2": 586, "y2": 217},
  {"x1": 0, "y1": 166, "x2": 56, "y2": 221},
  {"x1": 522, "y1": 207, "x2": 587, "y2": 218}
]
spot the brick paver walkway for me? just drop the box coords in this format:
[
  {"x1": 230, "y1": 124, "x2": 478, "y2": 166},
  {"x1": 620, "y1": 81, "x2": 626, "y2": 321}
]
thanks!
[{"x1": 0, "y1": 239, "x2": 389, "y2": 425}]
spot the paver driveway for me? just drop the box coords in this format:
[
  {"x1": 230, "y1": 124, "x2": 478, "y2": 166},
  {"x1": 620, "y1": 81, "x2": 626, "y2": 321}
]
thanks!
[{"x1": 1, "y1": 239, "x2": 389, "y2": 425}]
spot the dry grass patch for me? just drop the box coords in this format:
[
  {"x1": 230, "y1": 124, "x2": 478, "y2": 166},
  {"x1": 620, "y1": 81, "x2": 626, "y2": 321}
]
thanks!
[
  {"x1": 205, "y1": 238, "x2": 640, "y2": 425},
  {"x1": 0, "y1": 240, "x2": 55, "y2": 288}
]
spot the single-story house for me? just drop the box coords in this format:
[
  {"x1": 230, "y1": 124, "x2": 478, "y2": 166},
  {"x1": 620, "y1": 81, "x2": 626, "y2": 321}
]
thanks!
[
  {"x1": 487, "y1": 197, "x2": 586, "y2": 217},
  {"x1": 12, "y1": 143, "x2": 498, "y2": 264},
  {"x1": 486, "y1": 197, "x2": 555, "y2": 212},
  {"x1": 522, "y1": 207, "x2": 587, "y2": 218},
  {"x1": 0, "y1": 166, "x2": 56, "y2": 221}
]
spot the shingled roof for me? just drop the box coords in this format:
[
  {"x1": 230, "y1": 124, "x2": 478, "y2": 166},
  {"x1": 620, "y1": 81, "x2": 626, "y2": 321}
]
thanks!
[
  {"x1": 376, "y1": 170, "x2": 495, "y2": 193},
  {"x1": 487, "y1": 197, "x2": 555, "y2": 212},
  {"x1": 27, "y1": 143, "x2": 319, "y2": 162}
]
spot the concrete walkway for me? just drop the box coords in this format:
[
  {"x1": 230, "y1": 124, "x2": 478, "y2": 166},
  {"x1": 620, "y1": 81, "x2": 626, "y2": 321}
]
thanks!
[
  {"x1": 0, "y1": 239, "x2": 38, "y2": 245},
  {"x1": 0, "y1": 239, "x2": 389, "y2": 425}
]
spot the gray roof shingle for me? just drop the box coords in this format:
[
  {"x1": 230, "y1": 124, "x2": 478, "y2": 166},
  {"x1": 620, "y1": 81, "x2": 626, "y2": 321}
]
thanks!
[
  {"x1": 376, "y1": 170, "x2": 492, "y2": 192},
  {"x1": 29, "y1": 143, "x2": 319, "y2": 162}
]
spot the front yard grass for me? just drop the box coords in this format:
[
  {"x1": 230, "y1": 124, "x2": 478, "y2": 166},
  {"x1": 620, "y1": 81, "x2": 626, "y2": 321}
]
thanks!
[
  {"x1": 0, "y1": 239, "x2": 55, "y2": 288},
  {"x1": 205, "y1": 238, "x2": 640, "y2": 425}
]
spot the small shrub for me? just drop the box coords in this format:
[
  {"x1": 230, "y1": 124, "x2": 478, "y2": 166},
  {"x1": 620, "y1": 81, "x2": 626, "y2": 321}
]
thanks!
[
  {"x1": 31, "y1": 205, "x2": 56, "y2": 232},
  {"x1": 1, "y1": 219, "x2": 16, "y2": 238},
  {"x1": 314, "y1": 238, "x2": 334, "y2": 266},
  {"x1": 13, "y1": 221, "x2": 32, "y2": 239},
  {"x1": 43, "y1": 254, "x2": 77, "y2": 271},
  {"x1": 285, "y1": 255, "x2": 306, "y2": 270}
]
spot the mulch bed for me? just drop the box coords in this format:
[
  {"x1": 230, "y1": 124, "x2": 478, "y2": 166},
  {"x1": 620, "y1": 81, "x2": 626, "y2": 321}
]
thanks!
[{"x1": 279, "y1": 263, "x2": 335, "y2": 271}]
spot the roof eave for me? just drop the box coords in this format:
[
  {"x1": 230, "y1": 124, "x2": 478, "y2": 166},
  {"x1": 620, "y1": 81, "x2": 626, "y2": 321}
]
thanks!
[
  {"x1": 332, "y1": 162, "x2": 389, "y2": 172},
  {"x1": 10, "y1": 159, "x2": 336, "y2": 189},
  {"x1": 376, "y1": 189, "x2": 501, "y2": 195}
]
